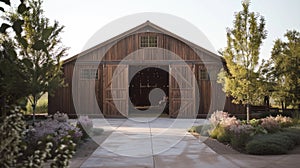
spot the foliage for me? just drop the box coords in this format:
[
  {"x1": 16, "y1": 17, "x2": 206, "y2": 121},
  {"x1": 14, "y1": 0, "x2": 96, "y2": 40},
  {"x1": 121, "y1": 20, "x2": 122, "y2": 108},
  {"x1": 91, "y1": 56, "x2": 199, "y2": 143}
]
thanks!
[
  {"x1": 53, "y1": 111, "x2": 69, "y2": 122},
  {"x1": 218, "y1": 0, "x2": 267, "y2": 122},
  {"x1": 3, "y1": 0, "x2": 67, "y2": 124},
  {"x1": 245, "y1": 139, "x2": 288, "y2": 155},
  {"x1": 251, "y1": 125, "x2": 268, "y2": 135},
  {"x1": 25, "y1": 95, "x2": 48, "y2": 114},
  {"x1": 0, "y1": 106, "x2": 78, "y2": 167},
  {"x1": 209, "y1": 111, "x2": 240, "y2": 128},
  {"x1": 188, "y1": 125, "x2": 211, "y2": 136},
  {"x1": 77, "y1": 116, "x2": 93, "y2": 139},
  {"x1": 50, "y1": 135, "x2": 76, "y2": 168},
  {"x1": 258, "y1": 111, "x2": 293, "y2": 118},
  {"x1": 274, "y1": 115, "x2": 293, "y2": 128},
  {"x1": 23, "y1": 118, "x2": 81, "y2": 167},
  {"x1": 260, "y1": 116, "x2": 280, "y2": 133},
  {"x1": 0, "y1": 106, "x2": 26, "y2": 167},
  {"x1": 25, "y1": 118, "x2": 82, "y2": 148},
  {"x1": 248, "y1": 118, "x2": 260, "y2": 127},
  {"x1": 23, "y1": 139, "x2": 53, "y2": 168},
  {"x1": 261, "y1": 30, "x2": 300, "y2": 110},
  {"x1": 0, "y1": 0, "x2": 29, "y2": 116},
  {"x1": 209, "y1": 124, "x2": 231, "y2": 143},
  {"x1": 245, "y1": 128, "x2": 300, "y2": 155},
  {"x1": 228, "y1": 124, "x2": 253, "y2": 149},
  {"x1": 207, "y1": 111, "x2": 298, "y2": 154}
]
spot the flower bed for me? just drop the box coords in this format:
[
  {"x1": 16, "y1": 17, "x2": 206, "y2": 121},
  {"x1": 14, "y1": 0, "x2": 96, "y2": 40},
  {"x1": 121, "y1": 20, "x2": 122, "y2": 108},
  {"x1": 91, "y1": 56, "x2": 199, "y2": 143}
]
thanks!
[
  {"x1": 192, "y1": 111, "x2": 300, "y2": 155},
  {"x1": 23, "y1": 114, "x2": 83, "y2": 163}
]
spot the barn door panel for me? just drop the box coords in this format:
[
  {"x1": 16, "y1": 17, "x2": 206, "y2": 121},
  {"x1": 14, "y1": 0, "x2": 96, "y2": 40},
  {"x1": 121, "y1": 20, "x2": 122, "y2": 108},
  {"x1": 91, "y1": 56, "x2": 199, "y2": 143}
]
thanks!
[
  {"x1": 169, "y1": 64, "x2": 196, "y2": 118},
  {"x1": 103, "y1": 64, "x2": 128, "y2": 117}
]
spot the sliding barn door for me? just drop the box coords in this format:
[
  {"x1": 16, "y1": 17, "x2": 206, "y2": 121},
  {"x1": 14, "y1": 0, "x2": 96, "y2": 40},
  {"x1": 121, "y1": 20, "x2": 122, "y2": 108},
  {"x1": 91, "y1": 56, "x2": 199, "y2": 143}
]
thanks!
[
  {"x1": 169, "y1": 64, "x2": 196, "y2": 118},
  {"x1": 103, "y1": 64, "x2": 128, "y2": 117}
]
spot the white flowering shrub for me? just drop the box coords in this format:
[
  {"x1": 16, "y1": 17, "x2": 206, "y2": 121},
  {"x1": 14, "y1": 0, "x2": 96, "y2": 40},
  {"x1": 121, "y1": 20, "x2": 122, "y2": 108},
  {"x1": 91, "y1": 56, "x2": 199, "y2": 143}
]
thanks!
[
  {"x1": 209, "y1": 111, "x2": 240, "y2": 128},
  {"x1": 53, "y1": 111, "x2": 69, "y2": 122},
  {"x1": 261, "y1": 116, "x2": 280, "y2": 133},
  {"x1": 274, "y1": 115, "x2": 293, "y2": 128},
  {"x1": 209, "y1": 111, "x2": 230, "y2": 127},
  {"x1": 77, "y1": 116, "x2": 93, "y2": 139}
]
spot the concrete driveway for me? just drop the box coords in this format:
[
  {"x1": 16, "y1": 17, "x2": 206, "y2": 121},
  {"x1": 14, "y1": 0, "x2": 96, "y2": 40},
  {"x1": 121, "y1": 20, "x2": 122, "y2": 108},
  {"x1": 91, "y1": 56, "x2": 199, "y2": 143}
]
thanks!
[
  {"x1": 79, "y1": 118, "x2": 239, "y2": 168},
  {"x1": 76, "y1": 118, "x2": 300, "y2": 168}
]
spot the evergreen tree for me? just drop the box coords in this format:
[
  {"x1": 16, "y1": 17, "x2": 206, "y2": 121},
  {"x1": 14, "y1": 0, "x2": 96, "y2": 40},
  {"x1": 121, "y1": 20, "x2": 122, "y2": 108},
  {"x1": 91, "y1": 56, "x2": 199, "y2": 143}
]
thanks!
[{"x1": 218, "y1": 0, "x2": 267, "y2": 122}]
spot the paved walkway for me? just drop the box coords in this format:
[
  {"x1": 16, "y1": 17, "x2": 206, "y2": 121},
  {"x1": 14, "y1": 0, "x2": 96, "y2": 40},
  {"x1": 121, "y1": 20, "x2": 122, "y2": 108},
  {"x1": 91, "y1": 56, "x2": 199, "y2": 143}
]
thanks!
[{"x1": 79, "y1": 118, "x2": 300, "y2": 168}]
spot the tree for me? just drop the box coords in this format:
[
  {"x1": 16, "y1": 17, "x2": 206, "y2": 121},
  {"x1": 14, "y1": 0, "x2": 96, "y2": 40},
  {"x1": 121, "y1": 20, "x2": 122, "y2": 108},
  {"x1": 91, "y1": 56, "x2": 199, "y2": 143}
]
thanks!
[
  {"x1": 218, "y1": 0, "x2": 267, "y2": 122},
  {"x1": 0, "y1": 0, "x2": 29, "y2": 117},
  {"x1": 4, "y1": 0, "x2": 67, "y2": 124},
  {"x1": 267, "y1": 30, "x2": 300, "y2": 111}
]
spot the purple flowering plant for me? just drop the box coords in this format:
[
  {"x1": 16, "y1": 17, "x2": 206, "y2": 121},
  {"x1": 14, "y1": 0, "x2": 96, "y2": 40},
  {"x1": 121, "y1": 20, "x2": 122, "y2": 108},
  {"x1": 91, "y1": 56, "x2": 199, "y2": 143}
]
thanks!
[{"x1": 25, "y1": 119, "x2": 82, "y2": 151}]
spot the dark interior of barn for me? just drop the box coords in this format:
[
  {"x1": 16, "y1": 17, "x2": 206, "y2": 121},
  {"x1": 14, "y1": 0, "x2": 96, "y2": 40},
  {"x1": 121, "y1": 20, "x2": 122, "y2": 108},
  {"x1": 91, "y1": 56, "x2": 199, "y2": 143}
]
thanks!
[{"x1": 129, "y1": 66, "x2": 169, "y2": 115}]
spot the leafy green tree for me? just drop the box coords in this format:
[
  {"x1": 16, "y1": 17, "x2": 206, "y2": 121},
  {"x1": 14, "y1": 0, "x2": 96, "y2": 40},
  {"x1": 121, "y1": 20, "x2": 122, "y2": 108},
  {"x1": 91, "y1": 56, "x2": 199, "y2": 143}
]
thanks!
[
  {"x1": 4, "y1": 0, "x2": 67, "y2": 124},
  {"x1": 218, "y1": 0, "x2": 267, "y2": 122},
  {"x1": 0, "y1": 0, "x2": 29, "y2": 117},
  {"x1": 267, "y1": 30, "x2": 300, "y2": 111}
]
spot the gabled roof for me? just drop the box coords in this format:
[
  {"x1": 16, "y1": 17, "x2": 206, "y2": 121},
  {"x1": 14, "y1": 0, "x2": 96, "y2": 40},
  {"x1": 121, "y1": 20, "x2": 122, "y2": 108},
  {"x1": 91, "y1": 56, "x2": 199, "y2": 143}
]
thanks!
[{"x1": 63, "y1": 21, "x2": 221, "y2": 64}]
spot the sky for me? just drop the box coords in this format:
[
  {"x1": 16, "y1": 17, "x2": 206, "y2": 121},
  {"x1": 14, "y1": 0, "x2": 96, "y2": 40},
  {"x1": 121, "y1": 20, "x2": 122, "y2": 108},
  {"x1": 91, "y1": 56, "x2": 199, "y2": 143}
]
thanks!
[{"x1": 9, "y1": 0, "x2": 300, "y2": 61}]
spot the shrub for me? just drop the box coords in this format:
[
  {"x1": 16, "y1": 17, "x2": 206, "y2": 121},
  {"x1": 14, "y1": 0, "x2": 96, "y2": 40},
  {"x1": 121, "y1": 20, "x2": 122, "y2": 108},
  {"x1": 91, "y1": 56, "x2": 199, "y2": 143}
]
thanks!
[
  {"x1": 274, "y1": 115, "x2": 293, "y2": 128},
  {"x1": 188, "y1": 125, "x2": 211, "y2": 136},
  {"x1": 210, "y1": 125, "x2": 231, "y2": 143},
  {"x1": 229, "y1": 124, "x2": 253, "y2": 149},
  {"x1": 260, "y1": 116, "x2": 280, "y2": 133},
  {"x1": 249, "y1": 118, "x2": 261, "y2": 127},
  {"x1": 51, "y1": 135, "x2": 76, "y2": 168},
  {"x1": 246, "y1": 140, "x2": 288, "y2": 155},
  {"x1": 209, "y1": 111, "x2": 240, "y2": 128},
  {"x1": 281, "y1": 127, "x2": 300, "y2": 145},
  {"x1": 209, "y1": 111, "x2": 240, "y2": 143},
  {"x1": 25, "y1": 119, "x2": 82, "y2": 153},
  {"x1": 245, "y1": 133, "x2": 296, "y2": 155},
  {"x1": 0, "y1": 107, "x2": 26, "y2": 167},
  {"x1": 77, "y1": 116, "x2": 93, "y2": 139},
  {"x1": 209, "y1": 111, "x2": 230, "y2": 127},
  {"x1": 258, "y1": 111, "x2": 293, "y2": 118},
  {"x1": 0, "y1": 106, "x2": 77, "y2": 167},
  {"x1": 251, "y1": 125, "x2": 268, "y2": 135},
  {"x1": 188, "y1": 125, "x2": 203, "y2": 134},
  {"x1": 53, "y1": 111, "x2": 69, "y2": 122}
]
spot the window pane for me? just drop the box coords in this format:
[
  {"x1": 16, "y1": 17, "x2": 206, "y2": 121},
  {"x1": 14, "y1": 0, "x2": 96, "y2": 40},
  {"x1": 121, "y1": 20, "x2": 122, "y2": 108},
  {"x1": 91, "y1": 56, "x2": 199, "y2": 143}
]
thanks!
[
  {"x1": 140, "y1": 36, "x2": 157, "y2": 47},
  {"x1": 199, "y1": 69, "x2": 209, "y2": 80},
  {"x1": 80, "y1": 69, "x2": 98, "y2": 80}
]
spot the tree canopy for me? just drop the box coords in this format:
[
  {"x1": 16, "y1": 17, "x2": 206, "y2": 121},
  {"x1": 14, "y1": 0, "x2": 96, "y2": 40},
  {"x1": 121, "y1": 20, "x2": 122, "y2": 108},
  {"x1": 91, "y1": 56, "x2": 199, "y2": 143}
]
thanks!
[
  {"x1": 262, "y1": 30, "x2": 300, "y2": 110},
  {"x1": 1, "y1": 0, "x2": 67, "y2": 120},
  {"x1": 218, "y1": 0, "x2": 267, "y2": 121},
  {"x1": 219, "y1": 0, "x2": 267, "y2": 104}
]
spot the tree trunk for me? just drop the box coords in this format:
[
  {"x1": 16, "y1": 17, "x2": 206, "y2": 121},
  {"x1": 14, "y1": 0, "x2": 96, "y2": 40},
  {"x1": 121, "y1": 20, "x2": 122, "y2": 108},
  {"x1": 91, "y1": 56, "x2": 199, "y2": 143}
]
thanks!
[
  {"x1": 281, "y1": 101, "x2": 285, "y2": 113},
  {"x1": 246, "y1": 104, "x2": 250, "y2": 123},
  {"x1": 32, "y1": 104, "x2": 36, "y2": 126}
]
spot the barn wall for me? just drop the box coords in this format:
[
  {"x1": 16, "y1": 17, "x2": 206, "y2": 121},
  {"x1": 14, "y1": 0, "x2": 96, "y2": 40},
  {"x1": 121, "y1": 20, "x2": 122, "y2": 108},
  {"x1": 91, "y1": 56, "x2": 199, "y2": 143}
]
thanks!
[
  {"x1": 49, "y1": 31, "x2": 245, "y2": 118},
  {"x1": 48, "y1": 61, "x2": 76, "y2": 116}
]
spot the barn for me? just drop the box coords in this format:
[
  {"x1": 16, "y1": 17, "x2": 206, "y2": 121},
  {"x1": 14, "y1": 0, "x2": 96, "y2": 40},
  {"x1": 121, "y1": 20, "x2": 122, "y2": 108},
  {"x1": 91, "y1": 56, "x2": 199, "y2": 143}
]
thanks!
[{"x1": 48, "y1": 21, "x2": 244, "y2": 118}]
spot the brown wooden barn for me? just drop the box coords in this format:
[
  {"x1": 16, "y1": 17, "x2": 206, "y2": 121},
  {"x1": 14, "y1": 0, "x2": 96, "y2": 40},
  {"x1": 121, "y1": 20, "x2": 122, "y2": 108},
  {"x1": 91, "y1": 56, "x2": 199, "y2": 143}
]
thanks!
[{"x1": 48, "y1": 21, "x2": 245, "y2": 118}]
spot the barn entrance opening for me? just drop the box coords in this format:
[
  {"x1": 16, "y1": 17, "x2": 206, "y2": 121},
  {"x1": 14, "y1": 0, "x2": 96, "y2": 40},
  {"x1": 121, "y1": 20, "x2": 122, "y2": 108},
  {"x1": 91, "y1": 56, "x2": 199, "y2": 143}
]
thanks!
[{"x1": 129, "y1": 66, "x2": 169, "y2": 117}]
